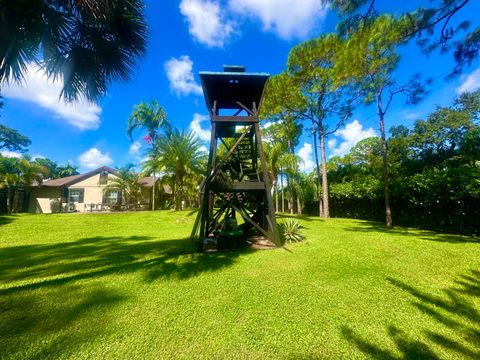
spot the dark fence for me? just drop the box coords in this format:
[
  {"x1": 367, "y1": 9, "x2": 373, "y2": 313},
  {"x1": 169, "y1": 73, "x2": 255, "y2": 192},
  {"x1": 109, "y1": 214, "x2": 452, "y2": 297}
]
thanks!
[{"x1": 302, "y1": 195, "x2": 480, "y2": 236}]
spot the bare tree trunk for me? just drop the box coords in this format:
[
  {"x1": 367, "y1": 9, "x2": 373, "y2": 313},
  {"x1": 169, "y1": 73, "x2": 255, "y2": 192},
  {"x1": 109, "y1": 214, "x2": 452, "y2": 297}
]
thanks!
[
  {"x1": 281, "y1": 170, "x2": 285, "y2": 213},
  {"x1": 319, "y1": 130, "x2": 330, "y2": 218},
  {"x1": 296, "y1": 193, "x2": 302, "y2": 215},
  {"x1": 172, "y1": 181, "x2": 176, "y2": 210},
  {"x1": 378, "y1": 95, "x2": 393, "y2": 227},
  {"x1": 286, "y1": 136, "x2": 297, "y2": 215},
  {"x1": 13, "y1": 189, "x2": 19, "y2": 213},
  {"x1": 274, "y1": 179, "x2": 278, "y2": 212},
  {"x1": 312, "y1": 121, "x2": 323, "y2": 217},
  {"x1": 175, "y1": 180, "x2": 181, "y2": 211},
  {"x1": 287, "y1": 175, "x2": 293, "y2": 214},
  {"x1": 150, "y1": 137, "x2": 156, "y2": 211},
  {"x1": 7, "y1": 187, "x2": 12, "y2": 214},
  {"x1": 152, "y1": 172, "x2": 156, "y2": 210}
]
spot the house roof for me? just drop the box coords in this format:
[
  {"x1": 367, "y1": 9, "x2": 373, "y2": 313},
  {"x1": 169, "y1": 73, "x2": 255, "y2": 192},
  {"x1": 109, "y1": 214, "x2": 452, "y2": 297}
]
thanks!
[
  {"x1": 138, "y1": 177, "x2": 172, "y2": 194},
  {"x1": 138, "y1": 176, "x2": 155, "y2": 187},
  {"x1": 162, "y1": 184, "x2": 172, "y2": 194},
  {"x1": 39, "y1": 166, "x2": 116, "y2": 188},
  {"x1": 37, "y1": 166, "x2": 166, "y2": 190}
]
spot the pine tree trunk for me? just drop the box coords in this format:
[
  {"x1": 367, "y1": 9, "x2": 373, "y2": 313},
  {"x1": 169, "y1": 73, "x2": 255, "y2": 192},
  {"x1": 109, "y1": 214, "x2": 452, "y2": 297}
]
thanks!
[
  {"x1": 319, "y1": 130, "x2": 330, "y2": 218},
  {"x1": 312, "y1": 120, "x2": 323, "y2": 217},
  {"x1": 378, "y1": 95, "x2": 393, "y2": 227}
]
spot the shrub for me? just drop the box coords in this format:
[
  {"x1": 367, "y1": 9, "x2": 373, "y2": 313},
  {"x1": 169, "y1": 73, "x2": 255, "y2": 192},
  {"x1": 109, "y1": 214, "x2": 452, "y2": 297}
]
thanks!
[{"x1": 279, "y1": 218, "x2": 306, "y2": 243}]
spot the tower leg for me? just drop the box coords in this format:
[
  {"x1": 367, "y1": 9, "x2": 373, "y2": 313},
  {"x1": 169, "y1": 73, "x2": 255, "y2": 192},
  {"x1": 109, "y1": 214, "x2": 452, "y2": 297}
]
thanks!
[{"x1": 254, "y1": 123, "x2": 281, "y2": 246}]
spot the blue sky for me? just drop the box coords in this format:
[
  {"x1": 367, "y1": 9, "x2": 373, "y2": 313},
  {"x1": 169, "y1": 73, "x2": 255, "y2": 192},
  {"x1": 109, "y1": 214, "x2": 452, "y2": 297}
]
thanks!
[{"x1": 1, "y1": 0, "x2": 480, "y2": 173}]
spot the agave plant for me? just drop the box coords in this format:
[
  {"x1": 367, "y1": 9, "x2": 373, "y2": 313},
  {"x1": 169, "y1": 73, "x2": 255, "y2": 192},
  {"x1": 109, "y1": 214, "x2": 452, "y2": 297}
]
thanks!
[{"x1": 279, "y1": 218, "x2": 305, "y2": 243}]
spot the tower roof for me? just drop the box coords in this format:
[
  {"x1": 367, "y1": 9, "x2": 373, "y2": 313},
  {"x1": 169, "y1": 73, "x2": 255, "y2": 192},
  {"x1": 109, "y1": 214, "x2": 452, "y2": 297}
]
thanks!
[{"x1": 199, "y1": 69, "x2": 269, "y2": 112}]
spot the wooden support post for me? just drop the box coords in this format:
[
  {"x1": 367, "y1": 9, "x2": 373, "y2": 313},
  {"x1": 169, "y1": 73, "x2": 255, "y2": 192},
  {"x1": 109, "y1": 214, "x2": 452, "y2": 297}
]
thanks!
[{"x1": 254, "y1": 121, "x2": 281, "y2": 246}]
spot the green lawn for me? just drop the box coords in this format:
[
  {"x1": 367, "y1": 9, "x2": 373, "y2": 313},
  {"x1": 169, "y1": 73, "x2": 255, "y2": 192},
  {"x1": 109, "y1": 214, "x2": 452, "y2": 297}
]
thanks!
[{"x1": 0, "y1": 211, "x2": 478, "y2": 359}]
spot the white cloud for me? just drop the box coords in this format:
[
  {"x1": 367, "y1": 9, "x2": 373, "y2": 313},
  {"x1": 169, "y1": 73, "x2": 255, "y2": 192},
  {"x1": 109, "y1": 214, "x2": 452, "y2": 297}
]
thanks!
[
  {"x1": 229, "y1": 0, "x2": 328, "y2": 39},
  {"x1": 31, "y1": 154, "x2": 45, "y2": 160},
  {"x1": 189, "y1": 113, "x2": 211, "y2": 142},
  {"x1": 328, "y1": 120, "x2": 376, "y2": 157},
  {"x1": 1, "y1": 150, "x2": 22, "y2": 158},
  {"x1": 164, "y1": 55, "x2": 203, "y2": 97},
  {"x1": 180, "y1": 0, "x2": 234, "y2": 47},
  {"x1": 199, "y1": 145, "x2": 208, "y2": 154},
  {"x1": 297, "y1": 142, "x2": 315, "y2": 173},
  {"x1": 327, "y1": 138, "x2": 337, "y2": 150},
  {"x1": 456, "y1": 68, "x2": 480, "y2": 94},
  {"x1": 78, "y1": 148, "x2": 113, "y2": 169},
  {"x1": 129, "y1": 141, "x2": 141, "y2": 159},
  {"x1": 2, "y1": 62, "x2": 101, "y2": 130}
]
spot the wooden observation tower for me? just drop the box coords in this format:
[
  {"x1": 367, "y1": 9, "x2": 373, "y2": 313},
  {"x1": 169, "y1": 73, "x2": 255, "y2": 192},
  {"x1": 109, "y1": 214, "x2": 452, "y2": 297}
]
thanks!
[{"x1": 191, "y1": 65, "x2": 281, "y2": 250}]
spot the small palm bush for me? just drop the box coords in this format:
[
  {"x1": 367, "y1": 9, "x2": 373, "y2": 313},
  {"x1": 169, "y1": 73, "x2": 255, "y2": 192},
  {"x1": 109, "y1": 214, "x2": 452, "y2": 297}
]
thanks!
[{"x1": 279, "y1": 218, "x2": 306, "y2": 243}]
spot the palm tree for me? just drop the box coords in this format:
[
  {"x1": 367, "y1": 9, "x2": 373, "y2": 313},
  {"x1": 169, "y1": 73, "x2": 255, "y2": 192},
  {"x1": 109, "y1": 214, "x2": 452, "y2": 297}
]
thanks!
[
  {"x1": 263, "y1": 142, "x2": 284, "y2": 212},
  {"x1": 141, "y1": 151, "x2": 163, "y2": 208},
  {"x1": 0, "y1": 157, "x2": 19, "y2": 213},
  {"x1": 127, "y1": 100, "x2": 169, "y2": 210},
  {"x1": 153, "y1": 129, "x2": 206, "y2": 211},
  {"x1": 0, "y1": 156, "x2": 47, "y2": 213},
  {"x1": 106, "y1": 164, "x2": 142, "y2": 209},
  {"x1": 0, "y1": 0, "x2": 148, "y2": 102},
  {"x1": 14, "y1": 157, "x2": 47, "y2": 212}
]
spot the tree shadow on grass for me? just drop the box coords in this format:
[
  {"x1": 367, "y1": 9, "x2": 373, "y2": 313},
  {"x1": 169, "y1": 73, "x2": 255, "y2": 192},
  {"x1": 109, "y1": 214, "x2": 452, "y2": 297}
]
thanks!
[
  {"x1": 0, "y1": 235, "x2": 243, "y2": 295},
  {"x1": 0, "y1": 235, "x2": 246, "y2": 358},
  {"x1": 0, "y1": 282, "x2": 126, "y2": 359},
  {"x1": 341, "y1": 270, "x2": 480, "y2": 359},
  {"x1": 0, "y1": 215, "x2": 16, "y2": 227},
  {"x1": 341, "y1": 220, "x2": 479, "y2": 243}
]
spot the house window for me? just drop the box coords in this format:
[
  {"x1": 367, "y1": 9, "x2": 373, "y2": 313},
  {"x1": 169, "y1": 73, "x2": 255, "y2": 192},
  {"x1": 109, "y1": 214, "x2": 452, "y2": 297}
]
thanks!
[
  {"x1": 104, "y1": 189, "x2": 121, "y2": 205},
  {"x1": 99, "y1": 171, "x2": 108, "y2": 185},
  {"x1": 68, "y1": 189, "x2": 84, "y2": 203}
]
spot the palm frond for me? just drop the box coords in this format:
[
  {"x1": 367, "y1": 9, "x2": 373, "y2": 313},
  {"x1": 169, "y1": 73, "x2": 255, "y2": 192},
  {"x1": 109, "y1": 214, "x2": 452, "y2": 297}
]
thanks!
[{"x1": 1, "y1": 0, "x2": 148, "y2": 102}]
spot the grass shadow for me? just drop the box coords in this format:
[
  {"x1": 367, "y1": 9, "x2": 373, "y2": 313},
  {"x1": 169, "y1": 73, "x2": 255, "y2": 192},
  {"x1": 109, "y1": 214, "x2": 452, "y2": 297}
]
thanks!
[
  {"x1": 341, "y1": 269, "x2": 480, "y2": 359},
  {"x1": 0, "y1": 282, "x2": 126, "y2": 359},
  {"x1": 340, "y1": 219, "x2": 479, "y2": 243},
  {"x1": 0, "y1": 234, "x2": 245, "y2": 357},
  {"x1": 0, "y1": 215, "x2": 16, "y2": 227},
  {"x1": 0, "y1": 235, "x2": 242, "y2": 295}
]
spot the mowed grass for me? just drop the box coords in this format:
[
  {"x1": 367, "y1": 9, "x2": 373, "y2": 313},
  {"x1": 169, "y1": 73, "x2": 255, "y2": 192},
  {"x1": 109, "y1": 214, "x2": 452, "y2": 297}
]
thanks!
[{"x1": 0, "y1": 211, "x2": 478, "y2": 359}]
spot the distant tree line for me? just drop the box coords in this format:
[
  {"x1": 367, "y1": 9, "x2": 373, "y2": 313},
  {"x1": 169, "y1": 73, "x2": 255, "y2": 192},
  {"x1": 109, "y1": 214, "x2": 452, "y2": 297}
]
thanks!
[
  {"x1": 261, "y1": 1, "x2": 479, "y2": 234},
  {"x1": 327, "y1": 91, "x2": 480, "y2": 234}
]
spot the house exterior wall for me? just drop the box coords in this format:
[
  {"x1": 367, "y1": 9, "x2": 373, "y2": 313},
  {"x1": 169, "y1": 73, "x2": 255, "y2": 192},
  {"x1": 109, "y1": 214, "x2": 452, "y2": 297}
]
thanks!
[
  {"x1": 68, "y1": 173, "x2": 118, "y2": 212},
  {"x1": 29, "y1": 187, "x2": 62, "y2": 213},
  {"x1": 29, "y1": 172, "x2": 154, "y2": 213},
  {"x1": 140, "y1": 187, "x2": 151, "y2": 207}
]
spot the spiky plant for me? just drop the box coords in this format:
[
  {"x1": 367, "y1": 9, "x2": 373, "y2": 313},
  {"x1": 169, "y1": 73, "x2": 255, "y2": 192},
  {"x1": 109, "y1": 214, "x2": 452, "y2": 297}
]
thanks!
[{"x1": 279, "y1": 218, "x2": 305, "y2": 243}]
